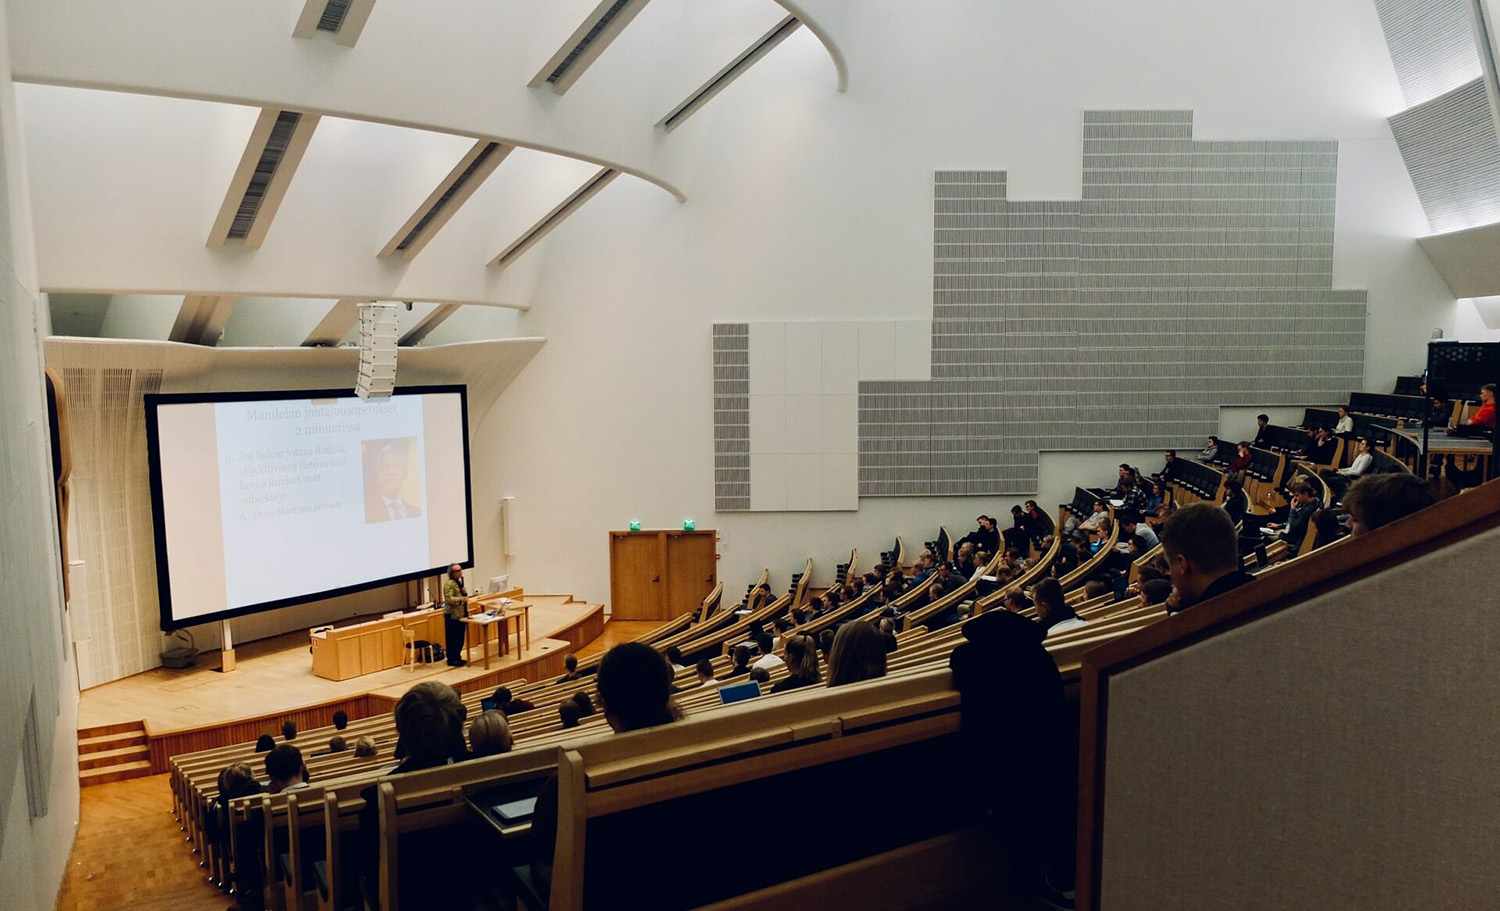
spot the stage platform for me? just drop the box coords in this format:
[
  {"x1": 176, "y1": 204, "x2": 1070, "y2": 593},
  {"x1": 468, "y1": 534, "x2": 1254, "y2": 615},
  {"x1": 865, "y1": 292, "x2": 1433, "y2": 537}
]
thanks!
[{"x1": 78, "y1": 595, "x2": 604, "y2": 773}]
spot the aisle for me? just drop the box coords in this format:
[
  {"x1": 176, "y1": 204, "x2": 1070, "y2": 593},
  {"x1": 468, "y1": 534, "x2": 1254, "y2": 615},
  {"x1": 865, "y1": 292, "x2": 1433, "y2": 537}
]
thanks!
[{"x1": 56, "y1": 773, "x2": 224, "y2": 911}]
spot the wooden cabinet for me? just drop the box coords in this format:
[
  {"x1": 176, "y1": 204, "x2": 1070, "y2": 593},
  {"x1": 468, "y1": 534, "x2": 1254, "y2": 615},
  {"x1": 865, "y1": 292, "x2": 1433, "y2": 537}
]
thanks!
[{"x1": 608, "y1": 529, "x2": 717, "y2": 620}]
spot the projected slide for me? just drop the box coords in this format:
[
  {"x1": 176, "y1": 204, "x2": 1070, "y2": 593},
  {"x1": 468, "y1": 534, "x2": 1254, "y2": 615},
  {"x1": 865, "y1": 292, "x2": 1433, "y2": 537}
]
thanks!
[{"x1": 147, "y1": 386, "x2": 472, "y2": 630}]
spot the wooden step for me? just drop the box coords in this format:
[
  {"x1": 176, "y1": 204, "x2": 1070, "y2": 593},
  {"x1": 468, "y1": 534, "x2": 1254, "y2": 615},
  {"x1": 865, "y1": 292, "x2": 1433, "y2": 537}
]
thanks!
[
  {"x1": 77, "y1": 720, "x2": 147, "y2": 739},
  {"x1": 79, "y1": 744, "x2": 150, "y2": 771},
  {"x1": 79, "y1": 729, "x2": 148, "y2": 754},
  {"x1": 80, "y1": 760, "x2": 152, "y2": 787}
]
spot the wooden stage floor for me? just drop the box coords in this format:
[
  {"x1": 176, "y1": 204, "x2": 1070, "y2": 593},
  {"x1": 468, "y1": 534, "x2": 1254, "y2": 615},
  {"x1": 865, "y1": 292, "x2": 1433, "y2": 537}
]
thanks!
[{"x1": 78, "y1": 595, "x2": 602, "y2": 733}]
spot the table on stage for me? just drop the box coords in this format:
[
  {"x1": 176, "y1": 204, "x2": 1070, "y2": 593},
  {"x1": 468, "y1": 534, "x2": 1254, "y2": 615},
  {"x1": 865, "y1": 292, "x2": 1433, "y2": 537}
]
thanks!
[
  {"x1": 461, "y1": 602, "x2": 532, "y2": 669},
  {"x1": 309, "y1": 606, "x2": 444, "y2": 681}
]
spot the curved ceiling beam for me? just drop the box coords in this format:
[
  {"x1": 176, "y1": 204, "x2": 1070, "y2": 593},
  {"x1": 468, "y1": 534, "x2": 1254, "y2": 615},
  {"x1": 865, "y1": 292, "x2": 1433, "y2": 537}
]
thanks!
[
  {"x1": 770, "y1": 0, "x2": 848, "y2": 92},
  {"x1": 14, "y1": 76, "x2": 688, "y2": 204},
  {"x1": 39, "y1": 285, "x2": 528, "y2": 313}
]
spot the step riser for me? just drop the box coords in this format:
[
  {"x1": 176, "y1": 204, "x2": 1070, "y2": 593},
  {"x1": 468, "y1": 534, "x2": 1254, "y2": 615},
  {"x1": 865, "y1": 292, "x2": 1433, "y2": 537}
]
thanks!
[
  {"x1": 79, "y1": 763, "x2": 152, "y2": 787},
  {"x1": 80, "y1": 748, "x2": 150, "y2": 771},
  {"x1": 78, "y1": 733, "x2": 148, "y2": 754},
  {"x1": 77, "y1": 720, "x2": 147, "y2": 739}
]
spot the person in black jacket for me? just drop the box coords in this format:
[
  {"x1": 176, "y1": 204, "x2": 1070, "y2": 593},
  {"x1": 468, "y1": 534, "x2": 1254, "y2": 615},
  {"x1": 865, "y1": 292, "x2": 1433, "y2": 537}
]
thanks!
[
  {"x1": 770, "y1": 635, "x2": 821, "y2": 692},
  {"x1": 1023, "y1": 500, "x2": 1054, "y2": 546},
  {"x1": 1160, "y1": 503, "x2": 1254, "y2": 613},
  {"x1": 958, "y1": 515, "x2": 1000, "y2": 555},
  {"x1": 949, "y1": 610, "x2": 1076, "y2": 904},
  {"x1": 1265, "y1": 479, "x2": 1318, "y2": 549}
]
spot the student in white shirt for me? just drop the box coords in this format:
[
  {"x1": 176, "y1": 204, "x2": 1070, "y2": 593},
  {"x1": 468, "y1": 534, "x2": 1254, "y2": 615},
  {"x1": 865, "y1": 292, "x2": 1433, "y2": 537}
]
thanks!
[
  {"x1": 1031, "y1": 578, "x2": 1088, "y2": 637},
  {"x1": 1335, "y1": 406, "x2": 1355, "y2": 435},
  {"x1": 750, "y1": 633, "x2": 785, "y2": 671},
  {"x1": 1338, "y1": 438, "x2": 1375, "y2": 478}
]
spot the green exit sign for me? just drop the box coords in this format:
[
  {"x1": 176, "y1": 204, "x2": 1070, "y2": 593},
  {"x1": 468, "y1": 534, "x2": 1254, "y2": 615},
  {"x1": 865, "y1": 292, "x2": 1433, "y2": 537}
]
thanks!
[
  {"x1": 683, "y1": 519, "x2": 696, "y2": 531},
  {"x1": 628, "y1": 519, "x2": 642, "y2": 532}
]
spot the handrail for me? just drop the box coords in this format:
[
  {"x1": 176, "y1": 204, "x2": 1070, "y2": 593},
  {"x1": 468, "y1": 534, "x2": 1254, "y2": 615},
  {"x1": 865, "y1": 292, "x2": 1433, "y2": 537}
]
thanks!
[{"x1": 1076, "y1": 477, "x2": 1500, "y2": 911}]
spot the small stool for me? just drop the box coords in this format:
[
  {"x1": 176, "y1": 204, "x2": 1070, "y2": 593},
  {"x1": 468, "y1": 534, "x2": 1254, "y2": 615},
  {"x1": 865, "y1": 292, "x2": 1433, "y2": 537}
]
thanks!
[{"x1": 401, "y1": 627, "x2": 418, "y2": 672}]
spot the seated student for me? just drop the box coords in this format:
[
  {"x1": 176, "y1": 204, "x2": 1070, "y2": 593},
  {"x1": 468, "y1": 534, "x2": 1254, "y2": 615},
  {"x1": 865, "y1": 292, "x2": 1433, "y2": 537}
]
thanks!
[
  {"x1": 353, "y1": 736, "x2": 377, "y2": 759},
  {"x1": 1226, "y1": 441, "x2": 1253, "y2": 476},
  {"x1": 748, "y1": 666, "x2": 771, "y2": 686},
  {"x1": 907, "y1": 552, "x2": 937, "y2": 586},
  {"x1": 281, "y1": 721, "x2": 297, "y2": 742},
  {"x1": 970, "y1": 550, "x2": 992, "y2": 582},
  {"x1": 1065, "y1": 498, "x2": 1108, "y2": 539},
  {"x1": 468, "y1": 710, "x2": 513, "y2": 758},
  {"x1": 1003, "y1": 591, "x2": 1033, "y2": 614},
  {"x1": 530, "y1": 644, "x2": 682, "y2": 893},
  {"x1": 1342, "y1": 473, "x2": 1438, "y2": 537},
  {"x1": 1139, "y1": 578, "x2": 1174, "y2": 607},
  {"x1": 1446, "y1": 382, "x2": 1494, "y2": 435},
  {"x1": 958, "y1": 515, "x2": 1000, "y2": 555},
  {"x1": 254, "y1": 734, "x2": 275, "y2": 753},
  {"x1": 947, "y1": 610, "x2": 1076, "y2": 904},
  {"x1": 1335, "y1": 405, "x2": 1355, "y2": 435},
  {"x1": 1125, "y1": 533, "x2": 1154, "y2": 563},
  {"x1": 1143, "y1": 479, "x2": 1166, "y2": 514},
  {"x1": 1252, "y1": 413, "x2": 1273, "y2": 449},
  {"x1": 491, "y1": 686, "x2": 536, "y2": 717},
  {"x1": 1159, "y1": 502, "x2": 1253, "y2": 613},
  {"x1": 1116, "y1": 475, "x2": 1149, "y2": 514},
  {"x1": 751, "y1": 632, "x2": 784, "y2": 671},
  {"x1": 1220, "y1": 477, "x2": 1247, "y2": 527},
  {"x1": 217, "y1": 762, "x2": 266, "y2": 911},
  {"x1": 1004, "y1": 504, "x2": 1033, "y2": 551},
  {"x1": 694, "y1": 658, "x2": 718, "y2": 687},
  {"x1": 1158, "y1": 449, "x2": 1181, "y2": 482},
  {"x1": 558, "y1": 701, "x2": 582, "y2": 729},
  {"x1": 265, "y1": 744, "x2": 307, "y2": 794},
  {"x1": 663, "y1": 646, "x2": 686, "y2": 672},
  {"x1": 826, "y1": 620, "x2": 888, "y2": 687},
  {"x1": 573, "y1": 691, "x2": 595, "y2": 718},
  {"x1": 954, "y1": 542, "x2": 978, "y2": 579},
  {"x1": 1032, "y1": 579, "x2": 1087, "y2": 637},
  {"x1": 878, "y1": 618, "x2": 901, "y2": 652},
  {"x1": 1118, "y1": 511, "x2": 1158, "y2": 549},
  {"x1": 725, "y1": 644, "x2": 754, "y2": 679},
  {"x1": 817, "y1": 628, "x2": 836, "y2": 663},
  {"x1": 557, "y1": 652, "x2": 585, "y2": 682},
  {"x1": 1265, "y1": 478, "x2": 1319, "y2": 548},
  {"x1": 771, "y1": 635, "x2": 822, "y2": 693},
  {"x1": 332, "y1": 710, "x2": 349, "y2": 731},
  {"x1": 1024, "y1": 500, "x2": 1054, "y2": 545},
  {"x1": 1050, "y1": 538, "x2": 1082, "y2": 577},
  {"x1": 1199, "y1": 435, "x2": 1221, "y2": 462},
  {"x1": 324, "y1": 735, "x2": 347, "y2": 755},
  {"x1": 1305, "y1": 426, "x2": 1339, "y2": 466},
  {"x1": 355, "y1": 682, "x2": 468, "y2": 905},
  {"x1": 1423, "y1": 383, "x2": 1453, "y2": 426},
  {"x1": 1324, "y1": 437, "x2": 1375, "y2": 499}
]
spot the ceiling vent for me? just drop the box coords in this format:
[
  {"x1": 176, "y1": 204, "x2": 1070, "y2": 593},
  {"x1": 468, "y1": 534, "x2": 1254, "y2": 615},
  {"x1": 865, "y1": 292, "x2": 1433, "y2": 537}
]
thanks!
[
  {"x1": 380, "y1": 140, "x2": 512, "y2": 260},
  {"x1": 207, "y1": 108, "x2": 320, "y2": 248},
  {"x1": 529, "y1": 0, "x2": 652, "y2": 96},
  {"x1": 660, "y1": 15, "x2": 802, "y2": 133},
  {"x1": 292, "y1": 0, "x2": 377, "y2": 46},
  {"x1": 490, "y1": 168, "x2": 619, "y2": 269}
]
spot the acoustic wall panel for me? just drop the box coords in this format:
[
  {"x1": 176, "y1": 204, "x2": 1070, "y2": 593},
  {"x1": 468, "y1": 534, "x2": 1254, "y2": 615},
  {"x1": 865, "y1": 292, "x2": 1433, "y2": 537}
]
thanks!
[
  {"x1": 712, "y1": 324, "x2": 749, "y2": 511},
  {"x1": 1372, "y1": 0, "x2": 1485, "y2": 107},
  {"x1": 712, "y1": 111, "x2": 1366, "y2": 510},
  {"x1": 1388, "y1": 78, "x2": 1500, "y2": 233}
]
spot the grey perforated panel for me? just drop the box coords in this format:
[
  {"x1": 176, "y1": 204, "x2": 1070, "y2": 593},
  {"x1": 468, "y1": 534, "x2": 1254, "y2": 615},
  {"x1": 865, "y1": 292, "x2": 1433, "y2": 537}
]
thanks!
[
  {"x1": 713, "y1": 111, "x2": 1367, "y2": 507},
  {"x1": 860, "y1": 111, "x2": 1365, "y2": 497},
  {"x1": 1372, "y1": 0, "x2": 1484, "y2": 106},
  {"x1": 1388, "y1": 78, "x2": 1500, "y2": 233},
  {"x1": 712, "y1": 324, "x2": 750, "y2": 510}
]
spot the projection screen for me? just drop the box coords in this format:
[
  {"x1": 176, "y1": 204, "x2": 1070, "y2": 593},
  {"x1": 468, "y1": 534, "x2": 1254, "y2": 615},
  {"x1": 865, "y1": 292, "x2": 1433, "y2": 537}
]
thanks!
[{"x1": 145, "y1": 385, "x2": 473, "y2": 631}]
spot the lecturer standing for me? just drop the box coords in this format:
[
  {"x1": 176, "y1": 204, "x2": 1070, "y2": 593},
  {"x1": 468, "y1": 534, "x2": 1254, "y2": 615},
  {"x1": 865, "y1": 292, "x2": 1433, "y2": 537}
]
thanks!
[{"x1": 442, "y1": 564, "x2": 469, "y2": 668}]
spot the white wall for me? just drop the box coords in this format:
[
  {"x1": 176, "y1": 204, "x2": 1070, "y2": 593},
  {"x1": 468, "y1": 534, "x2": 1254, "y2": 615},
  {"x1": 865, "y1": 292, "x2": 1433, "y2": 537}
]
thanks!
[
  {"x1": 0, "y1": 0, "x2": 78, "y2": 903},
  {"x1": 469, "y1": 0, "x2": 1460, "y2": 604}
]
